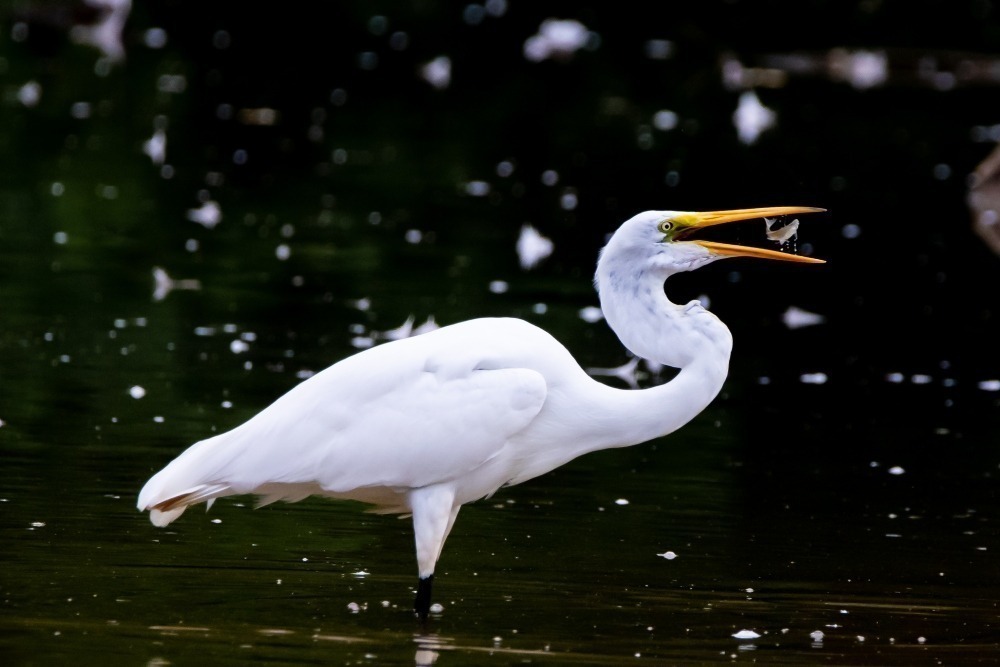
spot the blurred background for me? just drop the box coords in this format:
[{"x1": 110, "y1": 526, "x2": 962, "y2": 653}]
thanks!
[{"x1": 1, "y1": 1, "x2": 999, "y2": 664}]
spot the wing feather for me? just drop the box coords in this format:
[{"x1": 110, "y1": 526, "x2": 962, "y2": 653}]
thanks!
[{"x1": 138, "y1": 318, "x2": 551, "y2": 516}]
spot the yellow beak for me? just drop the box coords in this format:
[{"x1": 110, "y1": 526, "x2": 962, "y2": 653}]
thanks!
[{"x1": 678, "y1": 206, "x2": 827, "y2": 264}]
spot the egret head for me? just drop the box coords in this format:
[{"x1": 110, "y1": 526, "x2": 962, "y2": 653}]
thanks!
[{"x1": 601, "y1": 206, "x2": 826, "y2": 278}]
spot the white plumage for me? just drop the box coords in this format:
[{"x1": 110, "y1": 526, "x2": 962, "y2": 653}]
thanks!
[{"x1": 138, "y1": 206, "x2": 824, "y2": 618}]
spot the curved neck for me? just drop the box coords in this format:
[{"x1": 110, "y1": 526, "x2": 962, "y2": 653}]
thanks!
[{"x1": 587, "y1": 257, "x2": 734, "y2": 449}]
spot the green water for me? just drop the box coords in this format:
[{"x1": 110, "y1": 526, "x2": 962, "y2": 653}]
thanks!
[{"x1": 2, "y1": 2, "x2": 999, "y2": 664}]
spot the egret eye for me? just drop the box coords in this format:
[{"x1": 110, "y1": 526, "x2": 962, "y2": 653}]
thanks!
[{"x1": 658, "y1": 220, "x2": 673, "y2": 234}]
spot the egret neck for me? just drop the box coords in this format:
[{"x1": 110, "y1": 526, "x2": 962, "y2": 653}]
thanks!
[{"x1": 590, "y1": 244, "x2": 732, "y2": 449}]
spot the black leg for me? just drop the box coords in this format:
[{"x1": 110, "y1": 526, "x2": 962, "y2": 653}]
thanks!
[{"x1": 414, "y1": 574, "x2": 434, "y2": 620}]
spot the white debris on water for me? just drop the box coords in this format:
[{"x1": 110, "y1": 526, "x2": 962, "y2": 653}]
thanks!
[
  {"x1": 187, "y1": 200, "x2": 222, "y2": 228},
  {"x1": 129, "y1": 385, "x2": 146, "y2": 399},
  {"x1": 523, "y1": 19, "x2": 592, "y2": 63},
  {"x1": 799, "y1": 372, "x2": 828, "y2": 384},
  {"x1": 516, "y1": 224, "x2": 554, "y2": 270},
  {"x1": 733, "y1": 90, "x2": 775, "y2": 145},
  {"x1": 586, "y1": 357, "x2": 642, "y2": 389},
  {"x1": 346, "y1": 602, "x2": 360, "y2": 613},
  {"x1": 782, "y1": 305, "x2": 825, "y2": 329},
  {"x1": 420, "y1": 56, "x2": 452, "y2": 89},
  {"x1": 888, "y1": 466, "x2": 905, "y2": 475},
  {"x1": 578, "y1": 306, "x2": 603, "y2": 323},
  {"x1": 810, "y1": 630, "x2": 825, "y2": 642},
  {"x1": 732, "y1": 629, "x2": 760, "y2": 639},
  {"x1": 657, "y1": 551, "x2": 677, "y2": 560},
  {"x1": 614, "y1": 498, "x2": 629, "y2": 506},
  {"x1": 429, "y1": 603, "x2": 444, "y2": 613}
]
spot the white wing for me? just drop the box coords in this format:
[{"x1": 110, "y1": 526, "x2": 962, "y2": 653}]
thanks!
[{"x1": 138, "y1": 318, "x2": 550, "y2": 516}]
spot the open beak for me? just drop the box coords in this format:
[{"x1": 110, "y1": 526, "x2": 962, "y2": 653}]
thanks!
[{"x1": 677, "y1": 206, "x2": 827, "y2": 263}]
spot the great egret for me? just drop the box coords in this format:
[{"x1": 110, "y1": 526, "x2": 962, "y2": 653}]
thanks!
[{"x1": 138, "y1": 206, "x2": 825, "y2": 619}]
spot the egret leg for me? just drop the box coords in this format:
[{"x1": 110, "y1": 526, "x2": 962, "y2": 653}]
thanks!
[
  {"x1": 414, "y1": 574, "x2": 434, "y2": 620},
  {"x1": 410, "y1": 485, "x2": 457, "y2": 620}
]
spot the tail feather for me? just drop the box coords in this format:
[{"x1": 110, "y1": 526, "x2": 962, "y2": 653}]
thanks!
[{"x1": 142, "y1": 482, "x2": 231, "y2": 527}]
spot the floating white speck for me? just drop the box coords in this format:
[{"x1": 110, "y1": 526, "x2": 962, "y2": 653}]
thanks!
[
  {"x1": 782, "y1": 305, "x2": 825, "y2": 329},
  {"x1": 350, "y1": 336, "x2": 375, "y2": 349},
  {"x1": 733, "y1": 90, "x2": 776, "y2": 145},
  {"x1": 810, "y1": 630, "x2": 825, "y2": 641},
  {"x1": 978, "y1": 379, "x2": 1000, "y2": 391},
  {"x1": 523, "y1": 19, "x2": 592, "y2": 63},
  {"x1": 489, "y1": 280, "x2": 508, "y2": 294},
  {"x1": 31, "y1": 521, "x2": 46, "y2": 528},
  {"x1": 885, "y1": 372, "x2": 905, "y2": 383},
  {"x1": 587, "y1": 356, "x2": 642, "y2": 389},
  {"x1": 732, "y1": 629, "x2": 760, "y2": 640},
  {"x1": 420, "y1": 56, "x2": 451, "y2": 89},
  {"x1": 578, "y1": 306, "x2": 604, "y2": 323},
  {"x1": 464, "y1": 181, "x2": 491, "y2": 197},
  {"x1": 211, "y1": 519, "x2": 221, "y2": 524},
  {"x1": 69, "y1": 0, "x2": 130, "y2": 62},
  {"x1": 377, "y1": 315, "x2": 415, "y2": 341},
  {"x1": 653, "y1": 109, "x2": 678, "y2": 130},
  {"x1": 429, "y1": 603, "x2": 444, "y2": 613},
  {"x1": 614, "y1": 498, "x2": 629, "y2": 505},
  {"x1": 856, "y1": 635, "x2": 865, "y2": 642},
  {"x1": 17, "y1": 80, "x2": 41, "y2": 107},
  {"x1": 144, "y1": 27, "x2": 168, "y2": 49},
  {"x1": 346, "y1": 602, "x2": 360, "y2": 613},
  {"x1": 657, "y1": 551, "x2": 677, "y2": 560},
  {"x1": 54, "y1": 231, "x2": 69, "y2": 245},
  {"x1": 153, "y1": 415, "x2": 164, "y2": 423},
  {"x1": 275, "y1": 244, "x2": 291, "y2": 261},
  {"x1": 888, "y1": 466, "x2": 905, "y2": 475},
  {"x1": 404, "y1": 229, "x2": 422, "y2": 244},
  {"x1": 143, "y1": 129, "x2": 167, "y2": 165},
  {"x1": 799, "y1": 372, "x2": 828, "y2": 385},
  {"x1": 129, "y1": 385, "x2": 146, "y2": 399},
  {"x1": 230, "y1": 340, "x2": 249, "y2": 354},
  {"x1": 829, "y1": 48, "x2": 888, "y2": 90},
  {"x1": 911, "y1": 374, "x2": 932, "y2": 384},
  {"x1": 517, "y1": 224, "x2": 554, "y2": 270},
  {"x1": 352, "y1": 570, "x2": 369, "y2": 578},
  {"x1": 187, "y1": 201, "x2": 222, "y2": 228},
  {"x1": 412, "y1": 316, "x2": 439, "y2": 336},
  {"x1": 152, "y1": 266, "x2": 201, "y2": 302}
]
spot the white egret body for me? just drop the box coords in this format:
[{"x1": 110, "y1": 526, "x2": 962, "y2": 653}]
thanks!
[{"x1": 138, "y1": 206, "x2": 824, "y2": 618}]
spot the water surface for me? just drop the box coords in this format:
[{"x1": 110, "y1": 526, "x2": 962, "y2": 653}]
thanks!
[{"x1": 2, "y1": 2, "x2": 999, "y2": 664}]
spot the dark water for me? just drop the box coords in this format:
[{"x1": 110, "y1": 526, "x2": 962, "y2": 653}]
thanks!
[{"x1": 2, "y1": 2, "x2": 999, "y2": 665}]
